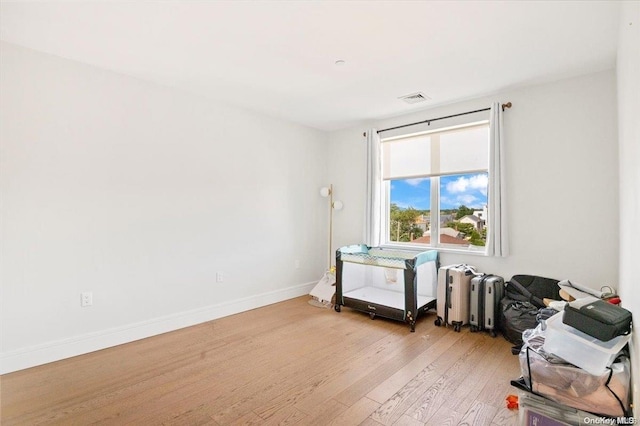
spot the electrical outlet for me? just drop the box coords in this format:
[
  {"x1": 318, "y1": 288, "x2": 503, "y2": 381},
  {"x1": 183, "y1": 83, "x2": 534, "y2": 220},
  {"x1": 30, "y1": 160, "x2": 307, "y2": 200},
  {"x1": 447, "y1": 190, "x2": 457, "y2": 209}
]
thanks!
[
  {"x1": 216, "y1": 272, "x2": 224, "y2": 283},
  {"x1": 81, "y1": 292, "x2": 93, "y2": 307}
]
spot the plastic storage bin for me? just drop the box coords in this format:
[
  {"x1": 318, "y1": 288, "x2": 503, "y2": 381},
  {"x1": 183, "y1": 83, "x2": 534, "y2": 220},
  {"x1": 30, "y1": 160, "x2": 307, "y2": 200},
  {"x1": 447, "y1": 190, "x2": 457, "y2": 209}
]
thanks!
[
  {"x1": 543, "y1": 311, "x2": 631, "y2": 376},
  {"x1": 518, "y1": 391, "x2": 604, "y2": 425}
]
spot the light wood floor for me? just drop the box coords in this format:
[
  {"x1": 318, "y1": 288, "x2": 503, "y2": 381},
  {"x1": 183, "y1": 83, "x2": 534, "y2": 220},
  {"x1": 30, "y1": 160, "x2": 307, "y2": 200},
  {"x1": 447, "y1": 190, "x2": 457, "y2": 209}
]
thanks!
[{"x1": 0, "y1": 296, "x2": 521, "y2": 425}]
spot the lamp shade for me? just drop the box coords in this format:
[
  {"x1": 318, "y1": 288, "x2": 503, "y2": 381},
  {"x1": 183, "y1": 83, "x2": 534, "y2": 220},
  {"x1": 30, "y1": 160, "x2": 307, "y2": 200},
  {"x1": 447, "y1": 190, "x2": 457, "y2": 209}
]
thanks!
[{"x1": 320, "y1": 187, "x2": 331, "y2": 197}]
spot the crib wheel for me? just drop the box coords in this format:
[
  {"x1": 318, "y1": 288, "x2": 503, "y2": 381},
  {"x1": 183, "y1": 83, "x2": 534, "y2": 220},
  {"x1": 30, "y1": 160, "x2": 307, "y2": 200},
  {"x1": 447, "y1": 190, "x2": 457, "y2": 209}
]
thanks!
[
  {"x1": 434, "y1": 318, "x2": 442, "y2": 327},
  {"x1": 410, "y1": 323, "x2": 416, "y2": 332},
  {"x1": 334, "y1": 304, "x2": 341, "y2": 312},
  {"x1": 369, "y1": 312, "x2": 376, "y2": 320}
]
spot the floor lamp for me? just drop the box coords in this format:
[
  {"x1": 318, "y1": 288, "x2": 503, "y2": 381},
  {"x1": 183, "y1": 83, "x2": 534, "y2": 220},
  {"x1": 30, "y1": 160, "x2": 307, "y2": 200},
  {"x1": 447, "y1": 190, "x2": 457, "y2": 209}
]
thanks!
[{"x1": 320, "y1": 184, "x2": 343, "y2": 271}]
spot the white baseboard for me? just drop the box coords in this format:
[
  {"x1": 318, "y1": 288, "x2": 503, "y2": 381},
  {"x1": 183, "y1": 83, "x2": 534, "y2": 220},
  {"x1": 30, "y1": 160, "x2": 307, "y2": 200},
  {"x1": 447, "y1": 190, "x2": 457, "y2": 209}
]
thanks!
[{"x1": 0, "y1": 281, "x2": 317, "y2": 374}]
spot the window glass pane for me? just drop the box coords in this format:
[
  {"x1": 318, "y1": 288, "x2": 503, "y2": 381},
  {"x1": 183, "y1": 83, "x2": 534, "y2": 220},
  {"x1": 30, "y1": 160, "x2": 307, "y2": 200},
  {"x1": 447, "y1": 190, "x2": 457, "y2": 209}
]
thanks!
[
  {"x1": 388, "y1": 178, "x2": 430, "y2": 243},
  {"x1": 382, "y1": 135, "x2": 431, "y2": 180},
  {"x1": 440, "y1": 125, "x2": 489, "y2": 175},
  {"x1": 439, "y1": 173, "x2": 488, "y2": 247},
  {"x1": 380, "y1": 122, "x2": 491, "y2": 250}
]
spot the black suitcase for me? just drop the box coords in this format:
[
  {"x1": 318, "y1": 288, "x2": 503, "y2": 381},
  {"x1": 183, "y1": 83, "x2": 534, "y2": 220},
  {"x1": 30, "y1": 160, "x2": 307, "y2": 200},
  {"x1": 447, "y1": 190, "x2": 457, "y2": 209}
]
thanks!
[
  {"x1": 469, "y1": 274, "x2": 504, "y2": 337},
  {"x1": 563, "y1": 297, "x2": 632, "y2": 341}
]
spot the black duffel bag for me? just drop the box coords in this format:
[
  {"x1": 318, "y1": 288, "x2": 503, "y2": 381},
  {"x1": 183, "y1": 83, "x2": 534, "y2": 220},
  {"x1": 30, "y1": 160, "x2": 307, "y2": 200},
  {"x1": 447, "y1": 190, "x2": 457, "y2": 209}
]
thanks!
[
  {"x1": 500, "y1": 274, "x2": 562, "y2": 350},
  {"x1": 500, "y1": 299, "x2": 539, "y2": 347},
  {"x1": 505, "y1": 274, "x2": 561, "y2": 308}
]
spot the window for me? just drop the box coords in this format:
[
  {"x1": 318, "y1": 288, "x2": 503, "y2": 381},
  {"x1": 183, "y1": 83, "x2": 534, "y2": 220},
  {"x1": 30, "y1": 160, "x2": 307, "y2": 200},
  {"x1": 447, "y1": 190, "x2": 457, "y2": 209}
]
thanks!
[{"x1": 381, "y1": 122, "x2": 490, "y2": 251}]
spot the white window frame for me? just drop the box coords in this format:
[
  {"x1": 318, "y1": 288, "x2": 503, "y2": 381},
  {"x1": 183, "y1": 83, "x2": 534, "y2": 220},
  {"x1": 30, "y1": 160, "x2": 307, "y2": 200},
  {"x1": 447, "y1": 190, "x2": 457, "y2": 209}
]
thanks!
[{"x1": 379, "y1": 121, "x2": 490, "y2": 255}]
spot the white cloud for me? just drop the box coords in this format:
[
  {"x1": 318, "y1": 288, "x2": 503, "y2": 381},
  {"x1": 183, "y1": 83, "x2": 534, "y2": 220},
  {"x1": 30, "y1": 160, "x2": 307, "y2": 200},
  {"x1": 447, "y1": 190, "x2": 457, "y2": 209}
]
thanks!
[
  {"x1": 405, "y1": 178, "x2": 429, "y2": 187},
  {"x1": 456, "y1": 194, "x2": 478, "y2": 205},
  {"x1": 441, "y1": 194, "x2": 480, "y2": 209},
  {"x1": 446, "y1": 174, "x2": 488, "y2": 194},
  {"x1": 447, "y1": 178, "x2": 468, "y2": 193}
]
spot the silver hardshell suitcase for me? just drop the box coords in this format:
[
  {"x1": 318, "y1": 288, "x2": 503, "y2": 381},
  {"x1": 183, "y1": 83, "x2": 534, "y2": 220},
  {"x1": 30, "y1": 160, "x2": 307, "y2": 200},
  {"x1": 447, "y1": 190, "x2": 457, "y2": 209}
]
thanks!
[
  {"x1": 435, "y1": 264, "x2": 476, "y2": 332},
  {"x1": 469, "y1": 274, "x2": 505, "y2": 337}
]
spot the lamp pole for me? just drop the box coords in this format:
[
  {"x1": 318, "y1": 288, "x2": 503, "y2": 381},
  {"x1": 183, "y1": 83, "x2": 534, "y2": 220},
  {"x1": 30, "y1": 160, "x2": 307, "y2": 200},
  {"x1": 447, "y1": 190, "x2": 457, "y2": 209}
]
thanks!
[
  {"x1": 328, "y1": 184, "x2": 333, "y2": 270},
  {"x1": 320, "y1": 185, "x2": 342, "y2": 271}
]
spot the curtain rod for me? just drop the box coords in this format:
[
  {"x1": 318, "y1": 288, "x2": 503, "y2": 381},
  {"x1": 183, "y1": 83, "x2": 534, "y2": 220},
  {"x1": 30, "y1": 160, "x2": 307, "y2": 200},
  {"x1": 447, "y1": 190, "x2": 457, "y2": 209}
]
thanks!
[{"x1": 375, "y1": 102, "x2": 512, "y2": 135}]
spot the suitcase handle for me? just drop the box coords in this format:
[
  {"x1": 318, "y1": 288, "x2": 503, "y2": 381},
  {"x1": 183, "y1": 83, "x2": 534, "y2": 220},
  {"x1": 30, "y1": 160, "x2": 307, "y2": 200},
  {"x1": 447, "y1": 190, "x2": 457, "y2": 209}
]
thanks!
[{"x1": 444, "y1": 270, "x2": 450, "y2": 325}]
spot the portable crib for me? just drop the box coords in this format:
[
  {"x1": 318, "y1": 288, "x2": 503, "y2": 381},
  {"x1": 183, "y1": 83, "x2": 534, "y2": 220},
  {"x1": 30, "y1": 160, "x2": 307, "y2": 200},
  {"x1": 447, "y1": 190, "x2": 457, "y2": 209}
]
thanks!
[{"x1": 334, "y1": 245, "x2": 439, "y2": 332}]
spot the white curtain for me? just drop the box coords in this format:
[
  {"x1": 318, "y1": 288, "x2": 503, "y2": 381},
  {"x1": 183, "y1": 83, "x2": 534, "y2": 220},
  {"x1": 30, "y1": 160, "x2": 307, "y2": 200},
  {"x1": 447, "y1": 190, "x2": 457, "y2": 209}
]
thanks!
[
  {"x1": 487, "y1": 103, "x2": 509, "y2": 256},
  {"x1": 364, "y1": 129, "x2": 383, "y2": 247}
]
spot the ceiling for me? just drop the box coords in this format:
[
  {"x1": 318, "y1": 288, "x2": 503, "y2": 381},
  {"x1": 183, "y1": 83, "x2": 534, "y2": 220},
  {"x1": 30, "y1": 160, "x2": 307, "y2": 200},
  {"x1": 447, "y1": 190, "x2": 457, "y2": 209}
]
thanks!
[{"x1": 0, "y1": 1, "x2": 622, "y2": 131}]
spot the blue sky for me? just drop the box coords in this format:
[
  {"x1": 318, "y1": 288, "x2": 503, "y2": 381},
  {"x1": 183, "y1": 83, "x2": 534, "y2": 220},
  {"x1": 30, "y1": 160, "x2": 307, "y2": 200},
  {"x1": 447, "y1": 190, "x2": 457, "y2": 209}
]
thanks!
[{"x1": 390, "y1": 173, "x2": 488, "y2": 210}]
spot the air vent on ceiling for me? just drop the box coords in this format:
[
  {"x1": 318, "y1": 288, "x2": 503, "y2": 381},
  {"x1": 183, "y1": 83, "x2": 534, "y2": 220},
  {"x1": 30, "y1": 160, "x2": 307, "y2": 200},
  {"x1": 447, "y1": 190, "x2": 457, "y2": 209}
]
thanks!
[{"x1": 399, "y1": 92, "x2": 431, "y2": 104}]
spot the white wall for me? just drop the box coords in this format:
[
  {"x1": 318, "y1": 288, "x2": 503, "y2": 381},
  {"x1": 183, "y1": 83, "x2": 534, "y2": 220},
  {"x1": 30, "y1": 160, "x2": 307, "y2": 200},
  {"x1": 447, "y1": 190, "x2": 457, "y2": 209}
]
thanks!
[
  {"x1": 0, "y1": 42, "x2": 329, "y2": 373},
  {"x1": 617, "y1": 0, "x2": 640, "y2": 408},
  {"x1": 328, "y1": 70, "x2": 618, "y2": 289}
]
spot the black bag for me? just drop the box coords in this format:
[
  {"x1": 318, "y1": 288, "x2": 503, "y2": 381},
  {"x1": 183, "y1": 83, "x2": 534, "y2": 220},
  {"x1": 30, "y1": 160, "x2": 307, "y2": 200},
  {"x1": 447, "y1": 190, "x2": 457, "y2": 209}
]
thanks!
[
  {"x1": 563, "y1": 298, "x2": 632, "y2": 341},
  {"x1": 500, "y1": 299, "x2": 539, "y2": 347},
  {"x1": 505, "y1": 275, "x2": 561, "y2": 308}
]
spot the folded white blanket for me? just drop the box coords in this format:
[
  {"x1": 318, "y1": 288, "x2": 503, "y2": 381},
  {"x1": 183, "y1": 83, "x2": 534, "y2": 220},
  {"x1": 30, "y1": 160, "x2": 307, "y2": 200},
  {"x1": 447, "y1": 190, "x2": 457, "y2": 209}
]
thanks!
[
  {"x1": 558, "y1": 279, "x2": 603, "y2": 300},
  {"x1": 310, "y1": 271, "x2": 336, "y2": 303}
]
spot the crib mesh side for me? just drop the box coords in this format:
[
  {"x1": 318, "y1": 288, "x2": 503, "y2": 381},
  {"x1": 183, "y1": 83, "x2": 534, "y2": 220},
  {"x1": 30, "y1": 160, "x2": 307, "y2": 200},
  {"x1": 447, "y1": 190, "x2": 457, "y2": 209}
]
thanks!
[{"x1": 340, "y1": 248, "x2": 417, "y2": 269}]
